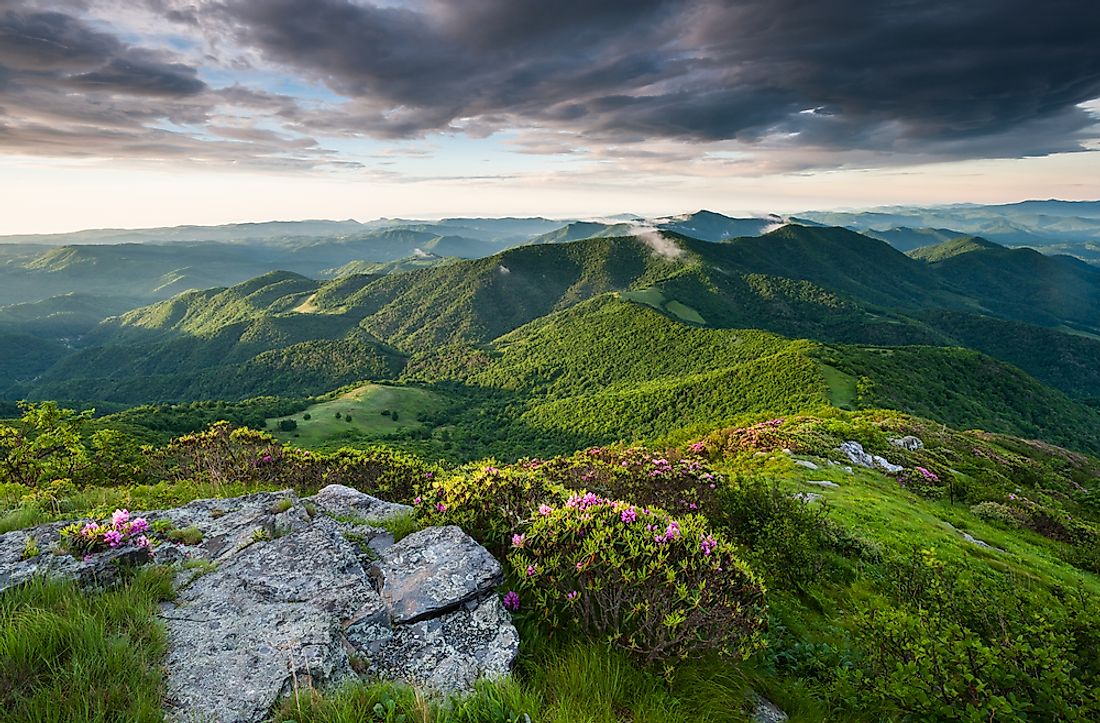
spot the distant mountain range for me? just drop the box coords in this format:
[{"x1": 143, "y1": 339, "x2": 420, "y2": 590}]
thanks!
[
  {"x1": 4, "y1": 202, "x2": 1100, "y2": 454},
  {"x1": 4, "y1": 221, "x2": 1099, "y2": 454}
]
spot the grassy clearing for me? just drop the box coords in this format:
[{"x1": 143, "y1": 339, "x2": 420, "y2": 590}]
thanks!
[
  {"x1": 816, "y1": 362, "x2": 857, "y2": 409},
  {"x1": 0, "y1": 566, "x2": 174, "y2": 723},
  {"x1": 619, "y1": 288, "x2": 706, "y2": 325},
  {"x1": 267, "y1": 384, "x2": 446, "y2": 447}
]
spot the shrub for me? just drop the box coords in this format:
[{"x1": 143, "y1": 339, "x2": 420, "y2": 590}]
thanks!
[
  {"x1": 149, "y1": 422, "x2": 433, "y2": 502},
  {"x1": 969, "y1": 501, "x2": 1022, "y2": 527},
  {"x1": 0, "y1": 402, "x2": 147, "y2": 490},
  {"x1": 715, "y1": 478, "x2": 832, "y2": 589},
  {"x1": 278, "y1": 419, "x2": 298, "y2": 432},
  {"x1": 850, "y1": 549, "x2": 1100, "y2": 720},
  {"x1": 524, "y1": 446, "x2": 725, "y2": 521},
  {"x1": 302, "y1": 413, "x2": 312, "y2": 421},
  {"x1": 510, "y1": 492, "x2": 767, "y2": 664},
  {"x1": 418, "y1": 463, "x2": 555, "y2": 553}
]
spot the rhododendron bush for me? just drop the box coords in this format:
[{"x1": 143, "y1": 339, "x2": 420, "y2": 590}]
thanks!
[{"x1": 509, "y1": 492, "x2": 767, "y2": 664}]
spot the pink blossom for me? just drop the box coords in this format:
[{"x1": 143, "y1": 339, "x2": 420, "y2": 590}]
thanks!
[
  {"x1": 129, "y1": 518, "x2": 149, "y2": 535},
  {"x1": 538, "y1": 504, "x2": 553, "y2": 516},
  {"x1": 134, "y1": 535, "x2": 151, "y2": 549},
  {"x1": 103, "y1": 530, "x2": 123, "y2": 548},
  {"x1": 413, "y1": 496, "x2": 422, "y2": 505},
  {"x1": 111, "y1": 509, "x2": 130, "y2": 526},
  {"x1": 566, "y1": 590, "x2": 579, "y2": 602},
  {"x1": 620, "y1": 508, "x2": 637, "y2": 523},
  {"x1": 511, "y1": 533, "x2": 526, "y2": 548},
  {"x1": 502, "y1": 591, "x2": 520, "y2": 611},
  {"x1": 526, "y1": 565, "x2": 536, "y2": 577},
  {"x1": 436, "y1": 502, "x2": 446, "y2": 513}
]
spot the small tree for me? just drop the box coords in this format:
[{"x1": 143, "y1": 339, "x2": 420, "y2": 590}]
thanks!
[{"x1": 278, "y1": 419, "x2": 298, "y2": 432}]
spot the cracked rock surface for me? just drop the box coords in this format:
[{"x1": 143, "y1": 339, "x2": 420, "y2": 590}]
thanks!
[{"x1": 0, "y1": 485, "x2": 518, "y2": 723}]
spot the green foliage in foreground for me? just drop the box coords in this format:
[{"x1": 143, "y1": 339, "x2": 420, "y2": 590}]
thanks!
[
  {"x1": 2, "y1": 406, "x2": 1100, "y2": 721},
  {"x1": 0, "y1": 567, "x2": 174, "y2": 723}
]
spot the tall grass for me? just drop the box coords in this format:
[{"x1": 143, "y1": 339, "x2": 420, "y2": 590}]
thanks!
[{"x1": 0, "y1": 567, "x2": 174, "y2": 723}]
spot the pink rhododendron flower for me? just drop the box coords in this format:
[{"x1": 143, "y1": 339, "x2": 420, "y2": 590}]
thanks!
[
  {"x1": 538, "y1": 504, "x2": 553, "y2": 516},
  {"x1": 129, "y1": 518, "x2": 149, "y2": 534},
  {"x1": 511, "y1": 533, "x2": 526, "y2": 548},
  {"x1": 436, "y1": 502, "x2": 447, "y2": 513},
  {"x1": 620, "y1": 508, "x2": 637, "y2": 523},
  {"x1": 566, "y1": 590, "x2": 579, "y2": 601},
  {"x1": 111, "y1": 509, "x2": 130, "y2": 526},
  {"x1": 103, "y1": 530, "x2": 123, "y2": 547},
  {"x1": 502, "y1": 591, "x2": 520, "y2": 611},
  {"x1": 526, "y1": 565, "x2": 536, "y2": 577}
]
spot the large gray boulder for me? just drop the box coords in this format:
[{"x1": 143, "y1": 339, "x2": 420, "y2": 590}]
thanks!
[
  {"x1": 376, "y1": 525, "x2": 503, "y2": 624},
  {"x1": 838, "y1": 441, "x2": 903, "y2": 474},
  {"x1": 0, "y1": 486, "x2": 518, "y2": 723}
]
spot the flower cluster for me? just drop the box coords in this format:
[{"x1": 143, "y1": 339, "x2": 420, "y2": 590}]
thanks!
[
  {"x1": 528, "y1": 445, "x2": 725, "y2": 520},
  {"x1": 59, "y1": 508, "x2": 153, "y2": 558}
]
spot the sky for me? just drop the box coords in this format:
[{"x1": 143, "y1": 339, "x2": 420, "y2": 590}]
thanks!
[{"x1": 1, "y1": 0, "x2": 1099, "y2": 234}]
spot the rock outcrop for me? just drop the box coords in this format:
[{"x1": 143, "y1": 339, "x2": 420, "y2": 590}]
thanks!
[
  {"x1": 0, "y1": 486, "x2": 519, "y2": 723},
  {"x1": 838, "y1": 441, "x2": 903, "y2": 474}
]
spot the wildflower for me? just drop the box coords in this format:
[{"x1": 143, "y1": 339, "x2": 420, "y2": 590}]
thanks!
[
  {"x1": 103, "y1": 530, "x2": 123, "y2": 548},
  {"x1": 82, "y1": 554, "x2": 93, "y2": 562},
  {"x1": 81, "y1": 522, "x2": 100, "y2": 537},
  {"x1": 1008, "y1": 493, "x2": 1018, "y2": 501},
  {"x1": 129, "y1": 518, "x2": 149, "y2": 534},
  {"x1": 134, "y1": 535, "x2": 151, "y2": 549},
  {"x1": 620, "y1": 507, "x2": 637, "y2": 523},
  {"x1": 261, "y1": 454, "x2": 273, "y2": 463},
  {"x1": 511, "y1": 533, "x2": 526, "y2": 548},
  {"x1": 576, "y1": 561, "x2": 584, "y2": 570},
  {"x1": 436, "y1": 502, "x2": 446, "y2": 513},
  {"x1": 566, "y1": 590, "x2": 579, "y2": 602},
  {"x1": 700, "y1": 534, "x2": 718, "y2": 556},
  {"x1": 483, "y1": 466, "x2": 499, "y2": 475},
  {"x1": 425, "y1": 472, "x2": 434, "y2": 478},
  {"x1": 689, "y1": 441, "x2": 706, "y2": 453},
  {"x1": 413, "y1": 496, "x2": 422, "y2": 505},
  {"x1": 526, "y1": 565, "x2": 536, "y2": 577},
  {"x1": 502, "y1": 591, "x2": 520, "y2": 612},
  {"x1": 111, "y1": 509, "x2": 130, "y2": 526},
  {"x1": 538, "y1": 504, "x2": 553, "y2": 516}
]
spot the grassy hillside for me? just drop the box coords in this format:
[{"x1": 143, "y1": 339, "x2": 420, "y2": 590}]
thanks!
[
  {"x1": 2, "y1": 404, "x2": 1097, "y2": 722},
  {"x1": 266, "y1": 383, "x2": 447, "y2": 446}
]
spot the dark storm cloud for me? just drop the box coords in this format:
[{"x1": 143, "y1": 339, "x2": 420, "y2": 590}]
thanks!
[
  {"x1": 0, "y1": 3, "x2": 336, "y2": 166},
  {"x1": 209, "y1": 0, "x2": 1100, "y2": 154},
  {"x1": 0, "y1": 8, "x2": 205, "y2": 95},
  {"x1": 1, "y1": 0, "x2": 1098, "y2": 166}
]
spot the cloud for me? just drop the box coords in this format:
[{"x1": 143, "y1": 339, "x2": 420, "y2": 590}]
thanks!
[
  {"x1": 629, "y1": 225, "x2": 684, "y2": 260},
  {"x1": 0, "y1": 0, "x2": 1098, "y2": 171}
]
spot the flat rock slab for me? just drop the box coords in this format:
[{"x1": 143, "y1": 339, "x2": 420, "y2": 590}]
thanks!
[
  {"x1": 307, "y1": 484, "x2": 413, "y2": 522},
  {"x1": 375, "y1": 525, "x2": 503, "y2": 624},
  {"x1": 353, "y1": 595, "x2": 519, "y2": 694},
  {"x1": 806, "y1": 480, "x2": 840, "y2": 489}
]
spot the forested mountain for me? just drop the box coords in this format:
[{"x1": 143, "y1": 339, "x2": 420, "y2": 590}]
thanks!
[{"x1": 7, "y1": 222, "x2": 1100, "y2": 457}]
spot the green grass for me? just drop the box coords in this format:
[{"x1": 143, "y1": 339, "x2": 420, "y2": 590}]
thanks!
[
  {"x1": 619, "y1": 288, "x2": 706, "y2": 325},
  {"x1": 817, "y1": 362, "x2": 857, "y2": 409},
  {"x1": 0, "y1": 506, "x2": 48, "y2": 535},
  {"x1": 267, "y1": 384, "x2": 446, "y2": 447},
  {"x1": 0, "y1": 566, "x2": 174, "y2": 723}
]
